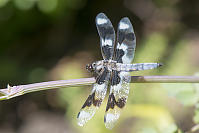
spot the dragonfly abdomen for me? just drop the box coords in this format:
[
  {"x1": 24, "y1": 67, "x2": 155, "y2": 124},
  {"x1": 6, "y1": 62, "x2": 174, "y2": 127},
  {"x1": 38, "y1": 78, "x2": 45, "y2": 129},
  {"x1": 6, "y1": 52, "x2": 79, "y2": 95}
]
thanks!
[{"x1": 117, "y1": 63, "x2": 162, "y2": 72}]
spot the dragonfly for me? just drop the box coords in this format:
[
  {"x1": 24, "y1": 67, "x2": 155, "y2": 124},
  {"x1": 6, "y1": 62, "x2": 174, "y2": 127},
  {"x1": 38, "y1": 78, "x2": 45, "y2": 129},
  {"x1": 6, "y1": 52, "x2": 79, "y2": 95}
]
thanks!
[{"x1": 77, "y1": 13, "x2": 162, "y2": 129}]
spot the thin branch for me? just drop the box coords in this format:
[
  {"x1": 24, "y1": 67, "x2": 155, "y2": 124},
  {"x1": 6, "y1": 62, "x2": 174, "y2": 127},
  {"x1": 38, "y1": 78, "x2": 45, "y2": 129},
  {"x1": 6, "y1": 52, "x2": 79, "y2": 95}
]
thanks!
[
  {"x1": 0, "y1": 76, "x2": 199, "y2": 100},
  {"x1": 131, "y1": 76, "x2": 199, "y2": 83}
]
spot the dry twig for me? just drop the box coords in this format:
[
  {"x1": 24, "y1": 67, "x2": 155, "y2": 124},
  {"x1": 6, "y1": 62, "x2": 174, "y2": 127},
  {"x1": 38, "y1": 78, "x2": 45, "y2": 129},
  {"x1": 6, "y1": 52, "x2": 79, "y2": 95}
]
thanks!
[{"x1": 0, "y1": 76, "x2": 199, "y2": 100}]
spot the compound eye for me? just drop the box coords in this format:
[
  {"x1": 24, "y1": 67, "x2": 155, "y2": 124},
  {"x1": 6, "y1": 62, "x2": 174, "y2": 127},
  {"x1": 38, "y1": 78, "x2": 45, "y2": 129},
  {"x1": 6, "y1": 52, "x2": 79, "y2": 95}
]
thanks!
[
  {"x1": 86, "y1": 64, "x2": 90, "y2": 70},
  {"x1": 93, "y1": 63, "x2": 97, "y2": 67}
]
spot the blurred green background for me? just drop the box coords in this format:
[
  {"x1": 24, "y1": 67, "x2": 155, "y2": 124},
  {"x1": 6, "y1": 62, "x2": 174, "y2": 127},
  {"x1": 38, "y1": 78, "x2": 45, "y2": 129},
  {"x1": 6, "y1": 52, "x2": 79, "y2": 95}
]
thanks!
[{"x1": 0, "y1": 0, "x2": 199, "y2": 133}]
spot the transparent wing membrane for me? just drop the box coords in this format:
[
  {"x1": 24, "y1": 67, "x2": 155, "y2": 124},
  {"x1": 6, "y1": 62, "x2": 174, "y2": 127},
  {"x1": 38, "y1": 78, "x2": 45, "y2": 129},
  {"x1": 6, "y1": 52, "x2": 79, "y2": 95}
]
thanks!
[
  {"x1": 114, "y1": 17, "x2": 136, "y2": 64},
  {"x1": 77, "y1": 69, "x2": 110, "y2": 126},
  {"x1": 96, "y1": 13, "x2": 115, "y2": 60},
  {"x1": 104, "y1": 71, "x2": 131, "y2": 129},
  {"x1": 104, "y1": 17, "x2": 136, "y2": 129}
]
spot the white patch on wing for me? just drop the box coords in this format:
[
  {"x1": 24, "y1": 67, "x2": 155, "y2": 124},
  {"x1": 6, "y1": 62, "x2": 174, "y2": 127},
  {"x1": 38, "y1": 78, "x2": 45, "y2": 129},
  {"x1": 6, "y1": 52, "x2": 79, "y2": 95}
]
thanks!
[
  {"x1": 105, "y1": 112, "x2": 120, "y2": 129},
  {"x1": 118, "y1": 43, "x2": 132, "y2": 63},
  {"x1": 105, "y1": 71, "x2": 130, "y2": 129},
  {"x1": 77, "y1": 80, "x2": 109, "y2": 127},
  {"x1": 105, "y1": 39, "x2": 113, "y2": 46},
  {"x1": 101, "y1": 39, "x2": 112, "y2": 47},
  {"x1": 111, "y1": 71, "x2": 130, "y2": 99},
  {"x1": 112, "y1": 83, "x2": 122, "y2": 92},
  {"x1": 94, "y1": 83, "x2": 105, "y2": 91},
  {"x1": 94, "y1": 83, "x2": 107, "y2": 99},
  {"x1": 119, "y1": 22, "x2": 129, "y2": 29},
  {"x1": 97, "y1": 18, "x2": 108, "y2": 25},
  {"x1": 77, "y1": 109, "x2": 96, "y2": 126},
  {"x1": 119, "y1": 43, "x2": 128, "y2": 51},
  {"x1": 122, "y1": 54, "x2": 131, "y2": 64}
]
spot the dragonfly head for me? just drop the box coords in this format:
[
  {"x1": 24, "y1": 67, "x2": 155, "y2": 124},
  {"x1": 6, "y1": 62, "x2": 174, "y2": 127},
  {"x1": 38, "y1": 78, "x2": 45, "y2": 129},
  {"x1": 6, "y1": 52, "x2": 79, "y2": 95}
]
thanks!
[
  {"x1": 86, "y1": 63, "x2": 94, "y2": 72},
  {"x1": 86, "y1": 61, "x2": 103, "y2": 74},
  {"x1": 86, "y1": 61, "x2": 99, "y2": 72}
]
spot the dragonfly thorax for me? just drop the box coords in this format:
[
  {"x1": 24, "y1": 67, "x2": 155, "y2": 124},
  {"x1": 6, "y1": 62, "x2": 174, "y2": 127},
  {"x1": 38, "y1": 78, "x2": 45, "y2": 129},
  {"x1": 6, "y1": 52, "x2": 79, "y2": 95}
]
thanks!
[
  {"x1": 102, "y1": 60, "x2": 117, "y2": 71},
  {"x1": 86, "y1": 60, "x2": 118, "y2": 73}
]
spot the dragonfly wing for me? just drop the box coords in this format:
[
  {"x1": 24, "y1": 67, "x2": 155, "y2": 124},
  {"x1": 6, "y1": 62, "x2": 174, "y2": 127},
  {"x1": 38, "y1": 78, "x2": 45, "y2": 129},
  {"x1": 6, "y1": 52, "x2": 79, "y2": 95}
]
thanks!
[
  {"x1": 96, "y1": 13, "x2": 115, "y2": 60},
  {"x1": 114, "y1": 17, "x2": 136, "y2": 63},
  {"x1": 77, "y1": 68, "x2": 110, "y2": 126},
  {"x1": 104, "y1": 17, "x2": 135, "y2": 129},
  {"x1": 104, "y1": 71, "x2": 131, "y2": 129}
]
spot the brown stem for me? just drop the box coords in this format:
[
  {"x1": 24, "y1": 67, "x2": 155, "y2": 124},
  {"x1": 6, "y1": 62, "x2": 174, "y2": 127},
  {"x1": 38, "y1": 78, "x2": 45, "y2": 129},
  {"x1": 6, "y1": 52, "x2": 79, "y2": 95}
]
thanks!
[{"x1": 0, "y1": 76, "x2": 199, "y2": 100}]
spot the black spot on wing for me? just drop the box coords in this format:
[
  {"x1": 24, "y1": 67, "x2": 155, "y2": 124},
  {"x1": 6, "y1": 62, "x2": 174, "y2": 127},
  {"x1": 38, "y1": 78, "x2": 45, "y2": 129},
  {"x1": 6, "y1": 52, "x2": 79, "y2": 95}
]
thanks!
[
  {"x1": 96, "y1": 13, "x2": 115, "y2": 41},
  {"x1": 93, "y1": 98, "x2": 102, "y2": 107},
  {"x1": 115, "y1": 17, "x2": 136, "y2": 64},
  {"x1": 114, "y1": 48, "x2": 124, "y2": 63},
  {"x1": 116, "y1": 97, "x2": 126, "y2": 108},
  {"x1": 125, "y1": 32, "x2": 135, "y2": 41},
  {"x1": 117, "y1": 24, "x2": 135, "y2": 44},
  {"x1": 106, "y1": 93, "x2": 116, "y2": 111},
  {"x1": 96, "y1": 68, "x2": 109, "y2": 85},
  {"x1": 104, "y1": 115, "x2": 106, "y2": 123},
  {"x1": 81, "y1": 92, "x2": 102, "y2": 109},
  {"x1": 105, "y1": 93, "x2": 126, "y2": 112},
  {"x1": 96, "y1": 13, "x2": 115, "y2": 60},
  {"x1": 102, "y1": 45, "x2": 112, "y2": 60},
  {"x1": 97, "y1": 26, "x2": 115, "y2": 41},
  {"x1": 77, "y1": 112, "x2": 80, "y2": 118},
  {"x1": 111, "y1": 70, "x2": 120, "y2": 86},
  {"x1": 98, "y1": 26, "x2": 115, "y2": 60},
  {"x1": 82, "y1": 94, "x2": 93, "y2": 108},
  {"x1": 115, "y1": 32, "x2": 135, "y2": 63},
  {"x1": 117, "y1": 30, "x2": 125, "y2": 44}
]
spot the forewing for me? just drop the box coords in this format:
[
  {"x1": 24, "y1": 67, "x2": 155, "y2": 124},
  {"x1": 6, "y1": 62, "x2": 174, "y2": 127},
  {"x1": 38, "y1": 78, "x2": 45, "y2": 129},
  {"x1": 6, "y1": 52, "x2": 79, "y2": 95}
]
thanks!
[
  {"x1": 115, "y1": 17, "x2": 136, "y2": 63},
  {"x1": 104, "y1": 71, "x2": 131, "y2": 129},
  {"x1": 96, "y1": 13, "x2": 115, "y2": 60},
  {"x1": 77, "y1": 68, "x2": 110, "y2": 126}
]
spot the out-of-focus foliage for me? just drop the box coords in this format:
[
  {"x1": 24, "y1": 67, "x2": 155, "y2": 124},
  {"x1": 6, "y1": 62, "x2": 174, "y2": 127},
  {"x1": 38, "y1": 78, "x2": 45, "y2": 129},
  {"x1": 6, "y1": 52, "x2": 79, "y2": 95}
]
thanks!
[
  {"x1": 193, "y1": 73, "x2": 199, "y2": 124},
  {"x1": 194, "y1": 106, "x2": 199, "y2": 124},
  {"x1": 0, "y1": 0, "x2": 199, "y2": 133}
]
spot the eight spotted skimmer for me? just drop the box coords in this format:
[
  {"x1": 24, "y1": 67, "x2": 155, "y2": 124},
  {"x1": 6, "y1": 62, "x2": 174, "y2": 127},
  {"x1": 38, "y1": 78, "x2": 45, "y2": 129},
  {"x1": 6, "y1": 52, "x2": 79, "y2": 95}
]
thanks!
[{"x1": 77, "y1": 13, "x2": 162, "y2": 129}]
